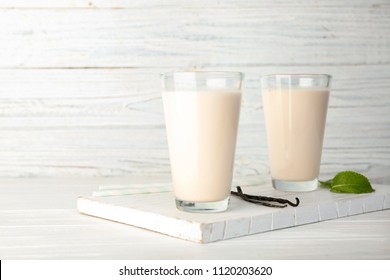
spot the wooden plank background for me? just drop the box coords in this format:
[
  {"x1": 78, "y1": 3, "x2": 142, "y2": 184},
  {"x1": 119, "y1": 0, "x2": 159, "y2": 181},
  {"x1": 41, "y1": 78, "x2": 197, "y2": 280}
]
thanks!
[{"x1": 0, "y1": 0, "x2": 389, "y2": 184}]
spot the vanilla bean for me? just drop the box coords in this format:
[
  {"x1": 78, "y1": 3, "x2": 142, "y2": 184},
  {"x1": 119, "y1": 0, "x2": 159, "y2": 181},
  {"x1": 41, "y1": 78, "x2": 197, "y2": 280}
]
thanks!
[{"x1": 231, "y1": 186, "x2": 300, "y2": 208}]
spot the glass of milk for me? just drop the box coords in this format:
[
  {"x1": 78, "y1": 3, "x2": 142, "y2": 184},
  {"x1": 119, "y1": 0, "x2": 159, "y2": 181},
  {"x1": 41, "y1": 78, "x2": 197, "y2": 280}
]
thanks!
[
  {"x1": 161, "y1": 71, "x2": 243, "y2": 212},
  {"x1": 260, "y1": 74, "x2": 331, "y2": 192}
]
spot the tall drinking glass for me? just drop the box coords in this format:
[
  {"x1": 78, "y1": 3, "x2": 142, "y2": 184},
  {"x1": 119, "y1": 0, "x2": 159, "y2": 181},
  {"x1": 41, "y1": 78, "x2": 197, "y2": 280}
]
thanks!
[
  {"x1": 261, "y1": 74, "x2": 331, "y2": 192},
  {"x1": 162, "y1": 71, "x2": 243, "y2": 212}
]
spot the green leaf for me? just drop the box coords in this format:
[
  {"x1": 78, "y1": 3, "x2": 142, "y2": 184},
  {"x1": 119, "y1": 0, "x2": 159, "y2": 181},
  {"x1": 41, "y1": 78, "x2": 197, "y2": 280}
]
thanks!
[
  {"x1": 330, "y1": 183, "x2": 375, "y2": 194},
  {"x1": 319, "y1": 179, "x2": 333, "y2": 189},
  {"x1": 320, "y1": 171, "x2": 375, "y2": 194}
]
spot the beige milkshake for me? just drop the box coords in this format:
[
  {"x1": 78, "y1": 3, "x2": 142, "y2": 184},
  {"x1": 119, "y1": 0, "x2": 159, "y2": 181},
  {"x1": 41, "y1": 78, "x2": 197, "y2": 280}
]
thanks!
[
  {"x1": 162, "y1": 90, "x2": 241, "y2": 203},
  {"x1": 162, "y1": 71, "x2": 243, "y2": 212},
  {"x1": 261, "y1": 74, "x2": 331, "y2": 192}
]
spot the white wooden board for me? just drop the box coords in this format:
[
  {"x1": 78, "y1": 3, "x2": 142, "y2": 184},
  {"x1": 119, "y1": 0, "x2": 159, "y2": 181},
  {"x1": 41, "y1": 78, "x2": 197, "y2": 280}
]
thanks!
[{"x1": 77, "y1": 184, "x2": 390, "y2": 243}]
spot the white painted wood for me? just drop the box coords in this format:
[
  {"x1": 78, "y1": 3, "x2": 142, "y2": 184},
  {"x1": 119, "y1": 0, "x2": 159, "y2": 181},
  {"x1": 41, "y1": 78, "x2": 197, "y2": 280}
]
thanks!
[
  {"x1": 0, "y1": 1, "x2": 389, "y2": 67},
  {"x1": 0, "y1": 66, "x2": 389, "y2": 181},
  {"x1": 77, "y1": 184, "x2": 390, "y2": 243},
  {"x1": 0, "y1": 0, "x2": 386, "y2": 8},
  {"x1": 0, "y1": 1, "x2": 389, "y2": 184},
  {"x1": 0, "y1": 178, "x2": 389, "y2": 259}
]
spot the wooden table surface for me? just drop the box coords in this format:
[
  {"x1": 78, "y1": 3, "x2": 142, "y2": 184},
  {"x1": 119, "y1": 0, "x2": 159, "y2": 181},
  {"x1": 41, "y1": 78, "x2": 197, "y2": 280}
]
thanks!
[{"x1": 1, "y1": 177, "x2": 389, "y2": 260}]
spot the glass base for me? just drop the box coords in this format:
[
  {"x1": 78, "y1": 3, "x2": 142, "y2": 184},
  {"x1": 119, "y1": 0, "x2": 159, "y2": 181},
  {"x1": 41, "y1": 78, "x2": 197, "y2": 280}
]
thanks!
[
  {"x1": 175, "y1": 197, "x2": 229, "y2": 213},
  {"x1": 272, "y1": 178, "x2": 318, "y2": 192}
]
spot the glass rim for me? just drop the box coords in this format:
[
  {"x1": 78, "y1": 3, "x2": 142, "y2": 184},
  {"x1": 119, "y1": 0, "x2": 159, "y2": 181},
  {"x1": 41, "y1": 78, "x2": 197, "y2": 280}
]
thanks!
[
  {"x1": 161, "y1": 71, "x2": 244, "y2": 79},
  {"x1": 260, "y1": 73, "x2": 332, "y2": 79}
]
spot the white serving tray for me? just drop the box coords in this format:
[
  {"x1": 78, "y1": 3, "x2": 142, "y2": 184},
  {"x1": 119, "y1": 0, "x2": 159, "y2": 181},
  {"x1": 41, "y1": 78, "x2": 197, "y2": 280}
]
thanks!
[{"x1": 77, "y1": 184, "x2": 390, "y2": 243}]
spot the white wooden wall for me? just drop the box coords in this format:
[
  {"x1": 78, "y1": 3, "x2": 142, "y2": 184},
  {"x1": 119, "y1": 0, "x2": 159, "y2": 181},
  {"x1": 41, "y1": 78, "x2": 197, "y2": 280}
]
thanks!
[{"x1": 0, "y1": 0, "x2": 389, "y2": 184}]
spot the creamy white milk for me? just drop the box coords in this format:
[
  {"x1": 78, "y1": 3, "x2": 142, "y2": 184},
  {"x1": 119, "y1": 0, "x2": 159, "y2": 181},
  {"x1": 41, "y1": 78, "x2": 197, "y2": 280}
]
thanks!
[
  {"x1": 262, "y1": 88, "x2": 329, "y2": 181},
  {"x1": 162, "y1": 90, "x2": 241, "y2": 202}
]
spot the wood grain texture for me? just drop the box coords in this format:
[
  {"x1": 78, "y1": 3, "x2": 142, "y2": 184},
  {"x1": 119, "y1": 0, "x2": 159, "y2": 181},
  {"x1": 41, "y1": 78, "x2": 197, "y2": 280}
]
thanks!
[
  {"x1": 0, "y1": 1, "x2": 389, "y2": 67},
  {"x1": 1, "y1": 0, "x2": 387, "y2": 8},
  {"x1": 0, "y1": 179, "x2": 389, "y2": 259},
  {"x1": 76, "y1": 184, "x2": 390, "y2": 243},
  {"x1": 0, "y1": 1, "x2": 389, "y2": 182},
  {"x1": 3, "y1": 208, "x2": 389, "y2": 259},
  {"x1": 0, "y1": 66, "x2": 389, "y2": 182}
]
